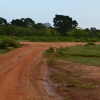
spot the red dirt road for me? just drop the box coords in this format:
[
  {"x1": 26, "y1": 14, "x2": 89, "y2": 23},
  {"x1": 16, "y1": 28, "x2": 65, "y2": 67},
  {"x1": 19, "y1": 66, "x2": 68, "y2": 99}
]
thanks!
[{"x1": 0, "y1": 42, "x2": 86, "y2": 100}]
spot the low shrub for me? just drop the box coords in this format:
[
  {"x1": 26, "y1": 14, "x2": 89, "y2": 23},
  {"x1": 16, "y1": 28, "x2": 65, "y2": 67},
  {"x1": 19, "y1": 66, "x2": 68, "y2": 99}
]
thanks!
[
  {"x1": 85, "y1": 42, "x2": 95, "y2": 46},
  {"x1": 0, "y1": 38, "x2": 21, "y2": 49}
]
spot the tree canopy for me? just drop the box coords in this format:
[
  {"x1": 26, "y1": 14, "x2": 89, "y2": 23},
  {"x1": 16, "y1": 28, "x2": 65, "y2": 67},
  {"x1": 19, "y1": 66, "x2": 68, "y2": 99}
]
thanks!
[
  {"x1": 11, "y1": 18, "x2": 35, "y2": 27},
  {"x1": 0, "y1": 15, "x2": 100, "y2": 41},
  {"x1": 53, "y1": 15, "x2": 78, "y2": 35},
  {"x1": 0, "y1": 17, "x2": 7, "y2": 26}
]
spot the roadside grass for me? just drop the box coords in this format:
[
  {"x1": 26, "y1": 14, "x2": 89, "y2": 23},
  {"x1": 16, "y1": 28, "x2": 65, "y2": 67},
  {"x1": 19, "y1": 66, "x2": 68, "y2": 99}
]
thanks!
[
  {"x1": 0, "y1": 49, "x2": 8, "y2": 55},
  {"x1": 0, "y1": 48, "x2": 16, "y2": 56},
  {"x1": 45, "y1": 43, "x2": 100, "y2": 99},
  {"x1": 0, "y1": 38, "x2": 21, "y2": 56},
  {"x1": 45, "y1": 43, "x2": 100, "y2": 66}
]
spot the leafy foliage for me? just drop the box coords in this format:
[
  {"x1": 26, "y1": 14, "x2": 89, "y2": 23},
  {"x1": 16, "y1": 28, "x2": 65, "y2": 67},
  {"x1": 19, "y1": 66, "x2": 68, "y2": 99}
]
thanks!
[
  {"x1": 53, "y1": 15, "x2": 78, "y2": 35},
  {"x1": 0, "y1": 17, "x2": 7, "y2": 26},
  {"x1": 0, "y1": 16, "x2": 100, "y2": 41},
  {"x1": 11, "y1": 18, "x2": 35, "y2": 27},
  {"x1": 0, "y1": 38, "x2": 21, "y2": 49}
]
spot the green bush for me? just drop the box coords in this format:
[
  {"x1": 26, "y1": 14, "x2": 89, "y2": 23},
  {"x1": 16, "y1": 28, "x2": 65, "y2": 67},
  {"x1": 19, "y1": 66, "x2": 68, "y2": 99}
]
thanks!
[
  {"x1": 0, "y1": 38, "x2": 21, "y2": 49},
  {"x1": 86, "y1": 42, "x2": 95, "y2": 46}
]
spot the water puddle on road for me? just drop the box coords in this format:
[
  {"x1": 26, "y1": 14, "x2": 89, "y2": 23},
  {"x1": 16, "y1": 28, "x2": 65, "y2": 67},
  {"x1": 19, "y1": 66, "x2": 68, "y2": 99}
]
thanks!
[{"x1": 43, "y1": 67, "x2": 63, "y2": 100}]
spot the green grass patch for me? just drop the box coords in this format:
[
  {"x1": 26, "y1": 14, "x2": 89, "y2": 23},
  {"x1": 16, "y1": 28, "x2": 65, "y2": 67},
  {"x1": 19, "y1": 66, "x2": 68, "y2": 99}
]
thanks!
[
  {"x1": 0, "y1": 49, "x2": 8, "y2": 55},
  {"x1": 45, "y1": 43, "x2": 100, "y2": 66}
]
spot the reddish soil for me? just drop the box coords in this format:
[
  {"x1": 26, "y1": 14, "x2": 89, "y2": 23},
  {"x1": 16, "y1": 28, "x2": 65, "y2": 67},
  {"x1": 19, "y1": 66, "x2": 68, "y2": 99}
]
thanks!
[
  {"x1": 0, "y1": 42, "x2": 99, "y2": 100},
  {"x1": 49, "y1": 60, "x2": 100, "y2": 100},
  {"x1": 46, "y1": 41, "x2": 100, "y2": 100}
]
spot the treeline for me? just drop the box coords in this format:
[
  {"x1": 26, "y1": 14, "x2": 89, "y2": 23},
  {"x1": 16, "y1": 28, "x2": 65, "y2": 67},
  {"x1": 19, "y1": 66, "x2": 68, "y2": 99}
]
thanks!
[
  {"x1": 0, "y1": 15, "x2": 100, "y2": 42},
  {"x1": 0, "y1": 17, "x2": 60, "y2": 36},
  {"x1": 0, "y1": 25, "x2": 60, "y2": 36}
]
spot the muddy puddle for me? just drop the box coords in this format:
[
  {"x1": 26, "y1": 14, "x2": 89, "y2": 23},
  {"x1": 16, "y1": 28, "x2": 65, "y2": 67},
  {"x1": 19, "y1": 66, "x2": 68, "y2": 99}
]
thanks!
[{"x1": 43, "y1": 66, "x2": 63, "y2": 100}]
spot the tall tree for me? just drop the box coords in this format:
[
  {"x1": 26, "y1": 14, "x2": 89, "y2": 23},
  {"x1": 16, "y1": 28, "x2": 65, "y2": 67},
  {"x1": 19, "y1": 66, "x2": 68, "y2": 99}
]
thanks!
[
  {"x1": 53, "y1": 15, "x2": 78, "y2": 35},
  {"x1": 21, "y1": 18, "x2": 35, "y2": 27},
  {"x1": 11, "y1": 19, "x2": 26, "y2": 27},
  {"x1": 0, "y1": 17, "x2": 7, "y2": 26}
]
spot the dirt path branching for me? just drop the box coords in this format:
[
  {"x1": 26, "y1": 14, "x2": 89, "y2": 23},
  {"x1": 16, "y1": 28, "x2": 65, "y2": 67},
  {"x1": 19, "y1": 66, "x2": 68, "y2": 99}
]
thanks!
[{"x1": 0, "y1": 42, "x2": 100, "y2": 100}]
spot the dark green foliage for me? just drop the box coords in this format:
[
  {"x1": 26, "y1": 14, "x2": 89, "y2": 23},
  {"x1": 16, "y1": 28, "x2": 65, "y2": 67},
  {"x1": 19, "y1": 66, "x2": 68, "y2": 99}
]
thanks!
[
  {"x1": 30, "y1": 36, "x2": 75, "y2": 42},
  {"x1": 0, "y1": 26, "x2": 5, "y2": 35},
  {"x1": 11, "y1": 18, "x2": 35, "y2": 27},
  {"x1": 34, "y1": 23, "x2": 46, "y2": 30},
  {"x1": 0, "y1": 17, "x2": 7, "y2": 26},
  {"x1": 0, "y1": 16, "x2": 100, "y2": 41},
  {"x1": 0, "y1": 38, "x2": 21, "y2": 49},
  {"x1": 5, "y1": 25, "x2": 18, "y2": 36},
  {"x1": 53, "y1": 15, "x2": 78, "y2": 35}
]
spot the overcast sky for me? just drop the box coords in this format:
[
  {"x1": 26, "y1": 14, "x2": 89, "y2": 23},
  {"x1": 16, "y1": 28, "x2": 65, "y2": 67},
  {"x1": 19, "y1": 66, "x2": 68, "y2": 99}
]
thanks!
[{"x1": 1, "y1": 0, "x2": 100, "y2": 29}]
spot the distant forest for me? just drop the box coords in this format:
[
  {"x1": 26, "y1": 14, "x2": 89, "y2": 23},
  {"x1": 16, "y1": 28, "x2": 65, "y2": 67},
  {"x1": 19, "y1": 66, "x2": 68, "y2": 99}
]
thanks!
[{"x1": 0, "y1": 15, "x2": 100, "y2": 42}]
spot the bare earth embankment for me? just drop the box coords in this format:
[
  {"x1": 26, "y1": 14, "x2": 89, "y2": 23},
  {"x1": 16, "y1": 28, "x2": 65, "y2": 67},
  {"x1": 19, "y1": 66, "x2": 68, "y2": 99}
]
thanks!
[{"x1": 0, "y1": 42, "x2": 100, "y2": 100}]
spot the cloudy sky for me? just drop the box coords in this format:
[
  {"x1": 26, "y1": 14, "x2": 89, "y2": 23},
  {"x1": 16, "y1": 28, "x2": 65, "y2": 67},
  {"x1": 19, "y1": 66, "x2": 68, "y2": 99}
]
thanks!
[{"x1": 1, "y1": 0, "x2": 100, "y2": 29}]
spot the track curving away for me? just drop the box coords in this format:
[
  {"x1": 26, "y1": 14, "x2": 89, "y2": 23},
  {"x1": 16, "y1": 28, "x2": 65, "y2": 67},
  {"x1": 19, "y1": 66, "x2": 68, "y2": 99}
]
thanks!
[{"x1": 0, "y1": 42, "x2": 87, "y2": 100}]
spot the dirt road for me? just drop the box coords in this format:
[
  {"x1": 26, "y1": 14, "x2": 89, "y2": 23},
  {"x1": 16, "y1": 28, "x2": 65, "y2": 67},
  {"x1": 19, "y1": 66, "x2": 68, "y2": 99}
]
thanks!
[{"x1": 0, "y1": 42, "x2": 86, "y2": 100}]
